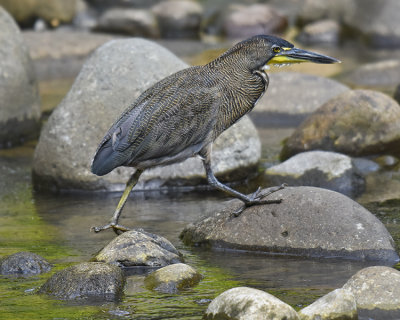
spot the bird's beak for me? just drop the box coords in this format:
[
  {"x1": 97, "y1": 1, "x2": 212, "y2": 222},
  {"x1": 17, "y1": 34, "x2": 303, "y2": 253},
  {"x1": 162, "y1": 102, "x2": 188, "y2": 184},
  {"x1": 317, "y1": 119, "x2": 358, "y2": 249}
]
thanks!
[{"x1": 267, "y1": 47, "x2": 340, "y2": 66}]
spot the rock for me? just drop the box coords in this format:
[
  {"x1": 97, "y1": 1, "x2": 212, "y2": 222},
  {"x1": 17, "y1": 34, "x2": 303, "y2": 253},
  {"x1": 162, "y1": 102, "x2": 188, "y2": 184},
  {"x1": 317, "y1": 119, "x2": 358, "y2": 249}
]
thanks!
[
  {"x1": 265, "y1": 151, "x2": 365, "y2": 197},
  {"x1": 296, "y1": 0, "x2": 355, "y2": 26},
  {"x1": 297, "y1": 19, "x2": 340, "y2": 46},
  {"x1": 95, "y1": 229, "x2": 183, "y2": 267},
  {"x1": 151, "y1": 0, "x2": 202, "y2": 39},
  {"x1": 222, "y1": 4, "x2": 287, "y2": 39},
  {"x1": 394, "y1": 84, "x2": 400, "y2": 104},
  {"x1": 342, "y1": 266, "x2": 400, "y2": 310},
  {"x1": 0, "y1": 7, "x2": 41, "y2": 148},
  {"x1": 144, "y1": 263, "x2": 202, "y2": 293},
  {"x1": 96, "y1": 8, "x2": 159, "y2": 37},
  {"x1": 86, "y1": 0, "x2": 161, "y2": 10},
  {"x1": 340, "y1": 60, "x2": 400, "y2": 93},
  {"x1": 0, "y1": 0, "x2": 78, "y2": 27},
  {"x1": 250, "y1": 72, "x2": 349, "y2": 127},
  {"x1": 180, "y1": 186, "x2": 399, "y2": 261},
  {"x1": 281, "y1": 90, "x2": 400, "y2": 160},
  {"x1": 32, "y1": 38, "x2": 261, "y2": 192},
  {"x1": 343, "y1": 0, "x2": 400, "y2": 48},
  {"x1": 39, "y1": 262, "x2": 125, "y2": 301},
  {"x1": 298, "y1": 288, "x2": 357, "y2": 320},
  {"x1": 0, "y1": 252, "x2": 51, "y2": 276},
  {"x1": 204, "y1": 287, "x2": 299, "y2": 320}
]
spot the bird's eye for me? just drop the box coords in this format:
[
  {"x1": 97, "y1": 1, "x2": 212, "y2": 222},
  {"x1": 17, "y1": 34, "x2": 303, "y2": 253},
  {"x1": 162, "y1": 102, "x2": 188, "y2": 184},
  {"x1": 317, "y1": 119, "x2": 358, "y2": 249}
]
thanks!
[{"x1": 273, "y1": 46, "x2": 281, "y2": 53}]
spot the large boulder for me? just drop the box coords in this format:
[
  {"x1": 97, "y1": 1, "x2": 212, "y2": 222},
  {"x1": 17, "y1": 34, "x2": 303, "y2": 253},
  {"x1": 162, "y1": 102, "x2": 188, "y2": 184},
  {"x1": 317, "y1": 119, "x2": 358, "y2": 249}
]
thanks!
[
  {"x1": 180, "y1": 186, "x2": 398, "y2": 261},
  {"x1": 0, "y1": 0, "x2": 77, "y2": 27},
  {"x1": 250, "y1": 72, "x2": 349, "y2": 127},
  {"x1": 0, "y1": 7, "x2": 40, "y2": 148},
  {"x1": 343, "y1": 0, "x2": 400, "y2": 48},
  {"x1": 32, "y1": 38, "x2": 261, "y2": 192},
  {"x1": 204, "y1": 287, "x2": 299, "y2": 320},
  {"x1": 281, "y1": 90, "x2": 400, "y2": 160},
  {"x1": 265, "y1": 151, "x2": 365, "y2": 197}
]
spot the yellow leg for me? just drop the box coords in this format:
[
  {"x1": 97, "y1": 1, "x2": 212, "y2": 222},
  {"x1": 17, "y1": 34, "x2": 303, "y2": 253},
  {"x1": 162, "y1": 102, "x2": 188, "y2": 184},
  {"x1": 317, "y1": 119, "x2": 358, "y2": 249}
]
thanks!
[{"x1": 92, "y1": 169, "x2": 143, "y2": 234}]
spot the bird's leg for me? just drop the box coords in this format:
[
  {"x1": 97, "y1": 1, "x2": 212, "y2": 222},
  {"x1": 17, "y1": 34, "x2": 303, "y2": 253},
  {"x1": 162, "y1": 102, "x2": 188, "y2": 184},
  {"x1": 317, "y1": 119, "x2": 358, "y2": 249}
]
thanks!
[
  {"x1": 91, "y1": 169, "x2": 143, "y2": 235},
  {"x1": 201, "y1": 148, "x2": 283, "y2": 215}
]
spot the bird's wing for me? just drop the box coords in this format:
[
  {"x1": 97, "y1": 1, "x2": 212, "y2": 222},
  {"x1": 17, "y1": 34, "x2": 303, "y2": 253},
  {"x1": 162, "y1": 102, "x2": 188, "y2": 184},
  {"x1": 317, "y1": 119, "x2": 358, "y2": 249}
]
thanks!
[{"x1": 91, "y1": 67, "x2": 219, "y2": 175}]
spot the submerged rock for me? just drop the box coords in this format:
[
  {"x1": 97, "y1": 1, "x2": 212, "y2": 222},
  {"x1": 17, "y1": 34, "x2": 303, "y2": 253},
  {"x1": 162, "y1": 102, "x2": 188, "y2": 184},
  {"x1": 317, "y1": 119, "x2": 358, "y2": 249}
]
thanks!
[
  {"x1": 144, "y1": 263, "x2": 202, "y2": 293},
  {"x1": 181, "y1": 186, "x2": 398, "y2": 261},
  {"x1": 39, "y1": 262, "x2": 125, "y2": 301},
  {"x1": 32, "y1": 38, "x2": 261, "y2": 192},
  {"x1": 265, "y1": 151, "x2": 365, "y2": 197},
  {"x1": 250, "y1": 72, "x2": 349, "y2": 127},
  {"x1": 95, "y1": 229, "x2": 183, "y2": 267},
  {"x1": 342, "y1": 266, "x2": 400, "y2": 310},
  {"x1": 204, "y1": 287, "x2": 299, "y2": 320},
  {"x1": 0, "y1": 252, "x2": 51, "y2": 276},
  {"x1": 0, "y1": 7, "x2": 41, "y2": 148},
  {"x1": 299, "y1": 288, "x2": 357, "y2": 320},
  {"x1": 281, "y1": 90, "x2": 400, "y2": 160}
]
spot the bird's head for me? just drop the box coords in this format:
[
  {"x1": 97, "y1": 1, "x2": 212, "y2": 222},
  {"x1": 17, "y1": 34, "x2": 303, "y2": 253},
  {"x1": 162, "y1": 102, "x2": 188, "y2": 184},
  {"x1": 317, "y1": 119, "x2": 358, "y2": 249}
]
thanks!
[{"x1": 219, "y1": 35, "x2": 340, "y2": 73}]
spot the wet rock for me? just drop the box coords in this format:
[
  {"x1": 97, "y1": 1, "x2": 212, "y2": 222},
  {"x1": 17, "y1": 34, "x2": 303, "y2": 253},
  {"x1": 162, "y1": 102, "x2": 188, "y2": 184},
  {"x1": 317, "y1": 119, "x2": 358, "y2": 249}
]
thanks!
[
  {"x1": 151, "y1": 0, "x2": 202, "y2": 39},
  {"x1": 96, "y1": 8, "x2": 159, "y2": 37},
  {"x1": 343, "y1": 0, "x2": 400, "y2": 48},
  {"x1": 144, "y1": 263, "x2": 202, "y2": 293},
  {"x1": 299, "y1": 288, "x2": 357, "y2": 320},
  {"x1": 181, "y1": 186, "x2": 399, "y2": 261},
  {"x1": 0, "y1": 0, "x2": 77, "y2": 27},
  {"x1": 297, "y1": 19, "x2": 340, "y2": 46},
  {"x1": 32, "y1": 38, "x2": 261, "y2": 192},
  {"x1": 265, "y1": 151, "x2": 365, "y2": 197},
  {"x1": 0, "y1": 7, "x2": 41, "y2": 148},
  {"x1": 39, "y1": 262, "x2": 125, "y2": 301},
  {"x1": 0, "y1": 252, "x2": 51, "y2": 276},
  {"x1": 223, "y1": 4, "x2": 287, "y2": 39},
  {"x1": 340, "y1": 60, "x2": 400, "y2": 93},
  {"x1": 250, "y1": 72, "x2": 349, "y2": 127},
  {"x1": 204, "y1": 287, "x2": 299, "y2": 320},
  {"x1": 281, "y1": 90, "x2": 400, "y2": 160},
  {"x1": 342, "y1": 266, "x2": 400, "y2": 310},
  {"x1": 95, "y1": 229, "x2": 183, "y2": 267}
]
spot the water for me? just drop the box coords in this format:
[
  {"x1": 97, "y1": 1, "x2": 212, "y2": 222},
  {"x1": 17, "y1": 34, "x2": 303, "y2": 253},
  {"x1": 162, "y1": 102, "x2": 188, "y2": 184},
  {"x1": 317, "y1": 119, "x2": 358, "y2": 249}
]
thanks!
[{"x1": 1, "y1": 39, "x2": 400, "y2": 319}]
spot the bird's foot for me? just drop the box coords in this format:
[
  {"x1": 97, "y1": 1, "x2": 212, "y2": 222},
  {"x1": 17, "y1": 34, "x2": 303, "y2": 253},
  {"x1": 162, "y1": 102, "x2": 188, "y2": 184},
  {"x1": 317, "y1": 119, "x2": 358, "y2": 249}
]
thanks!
[
  {"x1": 91, "y1": 222, "x2": 131, "y2": 235},
  {"x1": 233, "y1": 184, "x2": 287, "y2": 217}
]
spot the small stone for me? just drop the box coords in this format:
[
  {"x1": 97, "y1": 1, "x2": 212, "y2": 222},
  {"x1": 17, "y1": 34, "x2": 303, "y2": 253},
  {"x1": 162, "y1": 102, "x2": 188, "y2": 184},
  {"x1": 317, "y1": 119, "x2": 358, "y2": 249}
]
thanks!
[
  {"x1": 204, "y1": 287, "x2": 299, "y2": 320},
  {"x1": 144, "y1": 263, "x2": 202, "y2": 293},
  {"x1": 39, "y1": 262, "x2": 125, "y2": 301},
  {"x1": 299, "y1": 288, "x2": 357, "y2": 320},
  {"x1": 342, "y1": 266, "x2": 400, "y2": 310},
  {"x1": 95, "y1": 229, "x2": 183, "y2": 267},
  {"x1": 0, "y1": 252, "x2": 51, "y2": 276}
]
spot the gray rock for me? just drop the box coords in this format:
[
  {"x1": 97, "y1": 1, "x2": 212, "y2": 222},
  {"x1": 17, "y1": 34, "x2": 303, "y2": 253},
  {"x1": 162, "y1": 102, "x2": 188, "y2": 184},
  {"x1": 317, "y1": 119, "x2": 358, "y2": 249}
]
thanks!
[
  {"x1": 39, "y1": 262, "x2": 125, "y2": 301},
  {"x1": 222, "y1": 4, "x2": 287, "y2": 39},
  {"x1": 342, "y1": 266, "x2": 400, "y2": 310},
  {"x1": 343, "y1": 0, "x2": 400, "y2": 48},
  {"x1": 394, "y1": 84, "x2": 400, "y2": 104},
  {"x1": 281, "y1": 90, "x2": 400, "y2": 160},
  {"x1": 297, "y1": 19, "x2": 340, "y2": 45},
  {"x1": 180, "y1": 186, "x2": 399, "y2": 261},
  {"x1": 299, "y1": 288, "x2": 357, "y2": 320},
  {"x1": 340, "y1": 59, "x2": 400, "y2": 93},
  {"x1": 204, "y1": 287, "x2": 299, "y2": 320},
  {"x1": 151, "y1": 0, "x2": 202, "y2": 39},
  {"x1": 265, "y1": 151, "x2": 365, "y2": 197},
  {"x1": 144, "y1": 263, "x2": 202, "y2": 293},
  {"x1": 0, "y1": 7, "x2": 41, "y2": 147},
  {"x1": 95, "y1": 229, "x2": 183, "y2": 267},
  {"x1": 96, "y1": 8, "x2": 159, "y2": 37},
  {"x1": 250, "y1": 72, "x2": 349, "y2": 127},
  {"x1": 0, "y1": 252, "x2": 51, "y2": 276},
  {"x1": 0, "y1": 0, "x2": 78, "y2": 26},
  {"x1": 32, "y1": 38, "x2": 261, "y2": 192}
]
